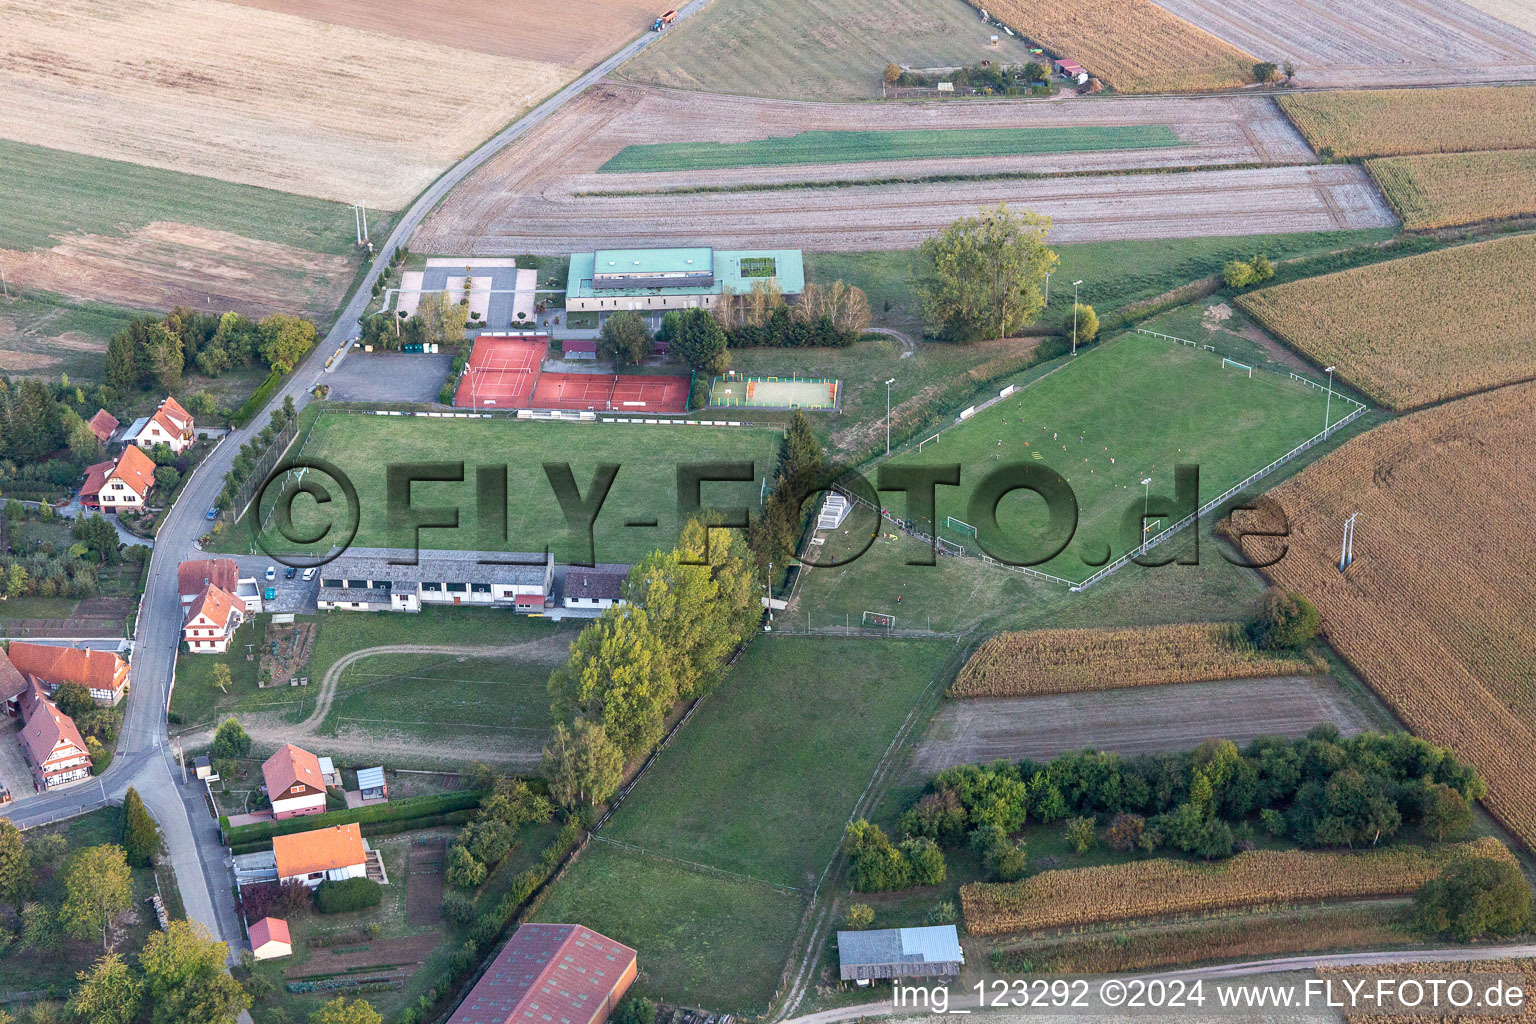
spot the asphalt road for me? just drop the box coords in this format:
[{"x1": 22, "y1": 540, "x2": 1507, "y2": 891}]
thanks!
[{"x1": 2, "y1": 0, "x2": 713, "y2": 965}]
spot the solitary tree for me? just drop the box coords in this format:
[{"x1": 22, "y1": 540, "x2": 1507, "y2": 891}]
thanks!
[
  {"x1": 122, "y1": 788, "x2": 164, "y2": 867},
  {"x1": 60, "y1": 845, "x2": 133, "y2": 950},
  {"x1": 308, "y1": 996, "x2": 383, "y2": 1024},
  {"x1": 917, "y1": 204, "x2": 1058, "y2": 342},
  {"x1": 68, "y1": 953, "x2": 143, "y2": 1024},
  {"x1": 660, "y1": 308, "x2": 729, "y2": 375},
  {"x1": 139, "y1": 920, "x2": 252, "y2": 1024},
  {"x1": 596, "y1": 311, "x2": 653, "y2": 368},
  {"x1": 1248, "y1": 588, "x2": 1321, "y2": 650},
  {"x1": 844, "y1": 902, "x2": 876, "y2": 928},
  {"x1": 211, "y1": 663, "x2": 233, "y2": 694},
  {"x1": 210, "y1": 717, "x2": 252, "y2": 760},
  {"x1": 1413, "y1": 855, "x2": 1531, "y2": 940}
]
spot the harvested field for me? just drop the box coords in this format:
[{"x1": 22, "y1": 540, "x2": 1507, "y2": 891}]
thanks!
[
  {"x1": 413, "y1": 84, "x2": 1324, "y2": 254},
  {"x1": 0, "y1": 0, "x2": 570, "y2": 206},
  {"x1": 1237, "y1": 233, "x2": 1536, "y2": 410},
  {"x1": 615, "y1": 0, "x2": 1044, "y2": 101},
  {"x1": 284, "y1": 932, "x2": 439, "y2": 980},
  {"x1": 405, "y1": 838, "x2": 446, "y2": 927},
  {"x1": 1367, "y1": 150, "x2": 1536, "y2": 230},
  {"x1": 1249, "y1": 381, "x2": 1536, "y2": 849},
  {"x1": 953, "y1": 622, "x2": 1322, "y2": 697},
  {"x1": 0, "y1": 223, "x2": 353, "y2": 324},
  {"x1": 227, "y1": 0, "x2": 657, "y2": 69},
  {"x1": 961, "y1": 838, "x2": 1512, "y2": 935},
  {"x1": 1460, "y1": 0, "x2": 1536, "y2": 36},
  {"x1": 911, "y1": 675, "x2": 1379, "y2": 771},
  {"x1": 1277, "y1": 87, "x2": 1536, "y2": 158},
  {"x1": 1150, "y1": 0, "x2": 1536, "y2": 87},
  {"x1": 1323, "y1": 958, "x2": 1536, "y2": 1024},
  {"x1": 982, "y1": 0, "x2": 1258, "y2": 93}
]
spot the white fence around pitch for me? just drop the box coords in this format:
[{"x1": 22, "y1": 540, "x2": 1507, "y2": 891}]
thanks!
[
  {"x1": 828, "y1": 482, "x2": 965, "y2": 558},
  {"x1": 1138, "y1": 327, "x2": 1215, "y2": 352},
  {"x1": 1070, "y1": 400, "x2": 1369, "y2": 591}
]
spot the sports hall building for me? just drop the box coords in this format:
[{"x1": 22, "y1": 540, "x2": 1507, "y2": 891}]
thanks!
[{"x1": 565, "y1": 247, "x2": 804, "y2": 313}]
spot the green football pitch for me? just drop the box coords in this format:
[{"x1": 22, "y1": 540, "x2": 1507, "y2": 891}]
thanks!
[
  {"x1": 876, "y1": 334, "x2": 1335, "y2": 583},
  {"x1": 249, "y1": 414, "x2": 783, "y2": 564}
]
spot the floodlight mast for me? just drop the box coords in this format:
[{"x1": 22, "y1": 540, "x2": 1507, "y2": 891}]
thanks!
[
  {"x1": 1323, "y1": 365, "x2": 1336, "y2": 438},
  {"x1": 1071, "y1": 280, "x2": 1084, "y2": 354}
]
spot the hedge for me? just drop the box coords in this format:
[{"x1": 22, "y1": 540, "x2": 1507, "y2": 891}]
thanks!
[
  {"x1": 315, "y1": 877, "x2": 383, "y2": 914},
  {"x1": 230, "y1": 369, "x2": 284, "y2": 428},
  {"x1": 224, "y1": 790, "x2": 486, "y2": 848},
  {"x1": 228, "y1": 809, "x2": 480, "y2": 857}
]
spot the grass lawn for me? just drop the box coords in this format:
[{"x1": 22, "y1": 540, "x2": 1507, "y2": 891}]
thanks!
[
  {"x1": 0, "y1": 805, "x2": 181, "y2": 997},
  {"x1": 239, "y1": 413, "x2": 783, "y2": 565},
  {"x1": 604, "y1": 635, "x2": 956, "y2": 888},
  {"x1": 534, "y1": 843, "x2": 807, "y2": 1016},
  {"x1": 876, "y1": 333, "x2": 1332, "y2": 583},
  {"x1": 0, "y1": 138, "x2": 372, "y2": 255},
  {"x1": 616, "y1": 0, "x2": 1042, "y2": 101},
  {"x1": 599, "y1": 126, "x2": 1182, "y2": 173},
  {"x1": 0, "y1": 595, "x2": 82, "y2": 621}
]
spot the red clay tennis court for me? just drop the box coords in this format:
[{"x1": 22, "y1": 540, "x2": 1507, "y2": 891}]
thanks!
[
  {"x1": 454, "y1": 333, "x2": 547, "y2": 409},
  {"x1": 531, "y1": 372, "x2": 689, "y2": 413}
]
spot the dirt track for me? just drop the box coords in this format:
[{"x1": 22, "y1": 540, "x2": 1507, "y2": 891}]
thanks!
[
  {"x1": 910, "y1": 675, "x2": 1383, "y2": 771},
  {"x1": 1150, "y1": 0, "x2": 1536, "y2": 88},
  {"x1": 413, "y1": 83, "x2": 1387, "y2": 254}
]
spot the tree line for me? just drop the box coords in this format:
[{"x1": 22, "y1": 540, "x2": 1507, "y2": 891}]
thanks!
[
  {"x1": 845, "y1": 728, "x2": 1486, "y2": 892},
  {"x1": 107, "y1": 307, "x2": 317, "y2": 395}
]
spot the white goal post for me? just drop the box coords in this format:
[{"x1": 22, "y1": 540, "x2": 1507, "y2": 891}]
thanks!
[
  {"x1": 945, "y1": 516, "x2": 978, "y2": 538},
  {"x1": 1222, "y1": 357, "x2": 1253, "y2": 378},
  {"x1": 861, "y1": 610, "x2": 897, "y2": 628}
]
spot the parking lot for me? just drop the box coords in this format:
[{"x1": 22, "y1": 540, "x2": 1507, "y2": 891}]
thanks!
[
  {"x1": 327, "y1": 350, "x2": 453, "y2": 403},
  {"x1": 229, "y1": 554, "x2": 319, "y2": 615}
]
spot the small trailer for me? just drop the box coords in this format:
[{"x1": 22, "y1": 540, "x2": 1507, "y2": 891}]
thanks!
[{"x1": 651, "y1": 8, "x2": 676, "y2": 30}]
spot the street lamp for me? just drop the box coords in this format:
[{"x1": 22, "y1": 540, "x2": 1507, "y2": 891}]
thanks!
[
  {"x1": 1071, "y1": 280, "x2": 1084, "y2": 354},
  {"x1": 885, "y1": 378, "x2": 896, "y2": 455},
  {"x1": 1044, "y1": 271, "x2": 1052, "y2": 307},
  {"x1": 1323, "y1": 365, "x2": 1336, "y2": 437}
]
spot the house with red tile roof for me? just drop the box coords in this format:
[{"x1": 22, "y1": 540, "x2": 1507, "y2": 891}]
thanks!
[
  {"x1": 447, "y1": 923, "x2": 637, "y2": 1024},
  {"x1": 262, "y1": 743, "x2": 328, "y2": 819},
  {"x1": 0, "y1": 648, "x2": 30, "y2": 719},
  {"x1": 183, "y1": 584, "x2": 244, "y2": 654},
  {"x1": 18, "y1": 680, "x2": 93, "y2": 790},
  {"x1": 179, "y1": 558, "x2": 263, "y2": 616},
  {"x1": 79, "y1": 444, "x2": 156, "y2": 512},
  {"x1": 127, "y1": 396, "x2": 195, "y2": 454},
  {"x1": 86, "y1": 409, "x2": 120, "y2": 444},
  {"x1": 272, "y1": 823, "x2": 368, "y2": 887},
  {"x1": 6, "y1": 641, "x2": 130, "y2": 707}
]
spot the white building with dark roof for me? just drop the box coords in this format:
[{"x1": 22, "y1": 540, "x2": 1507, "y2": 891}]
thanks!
[
  {"x1": 562, "y1": 566, "x2": 629, "y2": 610},
  {"x1": 317, "y1": 548, "x2": 555, "y2": 613}
]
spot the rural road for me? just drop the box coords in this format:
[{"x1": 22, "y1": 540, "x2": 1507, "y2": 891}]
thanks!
[
  {"x1": 0, "y1": 0, "x2": 712, "y2": 973},
  {"x1": 780, "y1": 944, "x2": 1536, "y2": 1024}
]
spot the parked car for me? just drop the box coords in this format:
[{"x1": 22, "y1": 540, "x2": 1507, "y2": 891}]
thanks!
[
  {"x1": 302, "y1": 567, "x2": 317, "y2": 581},
  {"x1": 284, "y1": 566, "x2": 297, "y2": 580},
  {"x1": 265, "y1": 565, "x2": 276, "y2": 581},
  {"x1": 205, "y1": 507, "x2": 219, "y2": 520}
]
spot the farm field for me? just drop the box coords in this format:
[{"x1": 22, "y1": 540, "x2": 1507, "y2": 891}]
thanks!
[
  {"x1": 1460, "y1": 0, "x2": 1536, "y2": 35},
  {"x1": 1278, "y1": 86, "x2": 1536, "y2": 158},
  {"x1": 1150, "y1": 0, "x2": 1536, "y2": 87},
  {"x1": 910, "y1": 674, "x2": 1382, "y2": 771},
  {"x1": 599, "y1": 126, "x2": 1184, "y2": 173},
  {"x1": 603, "y1": 636, "x2": 954, "y2": 888},
  {"x1": 0, "y1": 0, "x2": 571, "y2": 206},
  {"x1": 0, "y1": 292, "x2": 142, "y2": 380},
  {"x1": 615, "y1": 0, "x2": 1042, "y2": 101},
  {"x1": 1252, "y1": 380, "x2": 1536, "y2": 850},
  {"x1": 1367, "y1": 150, "x2": 1536, "y2": 230},
  {"x1": 534, "y1": 843, "x2": 806, "y2": 1015},
  {"x1": 241, "y1": 412, "x2": 783, "y2": 565},
  {"x1": 953, "y1": 622, "x2": 1321, "y2": 697},
  {"x1": 1237, "y1": 233, "x2": 1536, "y2": 410},
  {"x1": 875, "y1": 333, "x2": 1335, "y2": 584},
  {"x1": 962, "y1": 837, "x2": 1512, "y2": 935},
  {"x1": 411, "y1": 83, "x2": 1345, "y2": 255},
  {"x1": 982, "y1": 0, "x2": 1257, "y2": 93}
]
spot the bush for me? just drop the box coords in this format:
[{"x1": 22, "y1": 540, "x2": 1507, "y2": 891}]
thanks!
[
  {"x1": 844, "y1": 819, "x2": 910, "y2": 892},
  {"x1": 314, "y1": 877, "x2": 383, "y2": 914},
  {"x1": 442, "y1": 890, "x2": 478, "y2": 927},
  {"x1": 689, "y1": 377, "x2": 712, "y2": 411},
  {"x1": 615, "y1": 996, "x2": 656, "y2": 1024},
  {"x1": 1065, "y1": 303, "x2": 1098, "y2": 346},
  {"x1": 1413, "y1": 855, "x2": 1531, "y2": 940},
  {"x1": 901, "y1": 836, "x2": 947, "y2": 886},
  {"x1": 844, "y1": 903, "x2": 875, "y2": 929},
  {"x1": 1247, "y1": 588, "x2": 1321, "y2": 650}
]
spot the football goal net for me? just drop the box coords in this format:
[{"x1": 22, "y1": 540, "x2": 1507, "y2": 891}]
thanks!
[
  {"x1": 861, "y1": 611, "x2": 896, "y2": 629},
  {"x1": 1222, "y1": 357, "x2": 1253, "y2": 378},
  {"x1": 945, "y1": 516, "x2": 978, "y2": 539}
]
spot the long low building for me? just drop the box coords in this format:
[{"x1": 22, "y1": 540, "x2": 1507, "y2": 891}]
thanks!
[
  {"x1": 448, "y1": 923, "x2": 637, "y2": 1024},
  {"x1": 317, "y1": 548, "x2": 555, "y2": 613},
  {"x1": 565, "y1": 246, "x2": 804, "y2": 313},
  {"x1": 837, "y1": 925, "x2": 964, "y2": 984}
]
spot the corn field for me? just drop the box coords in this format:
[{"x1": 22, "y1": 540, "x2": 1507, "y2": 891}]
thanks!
[
  {"x1": 1278, "y1": 87, "x2": 1536, "y2": 159},
  {"x1": 1366, "y1": 150, "x2": 1536, "y2": 230},
  {"x1": 952, "y1": 623, "x2": 1322, "y2": 698},
  {"x1": 1236, "y1": 233, "x2": 1536, "y2": 411},
  {"x1": 980, "y1": 0, "x2": 1256, "y2": 94},
  {"x1": 961, "y1": 838, "x2": 1510, "y2": 935},
  {"x1": 1254, "y1": 380, "x2": 1536, "y2": 850}
]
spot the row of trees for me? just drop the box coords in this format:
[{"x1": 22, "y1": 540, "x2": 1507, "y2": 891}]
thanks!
[
  {"x1": 362, "y1": 291, "x2": 470, "y2": 353},
  {"x1": 445, "y1": 778, "x2": 554, "y2": 890},
  {"x1": 747, "y1": 412, "x2": 824, "y2": 579},
  {"x1": 892, "y1": 728, "x2": 1483, "y2": 885},
  {"x1": 215, "y1": 394, "x2": 296, "y2": 512},
  {"x1": 546, "y1": 516, "x2": 761, "y2": 787},
  {"x1": 106, "y1": 308, "x2": 316, "y2": 394}
]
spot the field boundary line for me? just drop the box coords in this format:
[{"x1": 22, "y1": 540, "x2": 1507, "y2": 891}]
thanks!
[{"x1": 589, "y1": 835, "x2": 808, "y2": 896}]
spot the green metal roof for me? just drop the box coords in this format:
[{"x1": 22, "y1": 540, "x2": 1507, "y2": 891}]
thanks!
[{"x1": 567, "y1": 248, "x2": 804, "y2": 299}]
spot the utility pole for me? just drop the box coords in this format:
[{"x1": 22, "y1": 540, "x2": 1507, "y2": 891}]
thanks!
[
  {"x1": 885, "y1": 378, "x2": 896, "y2": 455},
  {"x1": 1339, "y1": 512, "x2": 1359, "y2": 571},
  {"x1": 1323, "y1": 365, "x2": 1336, "y2": 438},
  {"x1": 0, "y1": 257, "x2": 9, "y2": 300},
  {"x1": 360, "y1": 200, "x2": 369, "y2": 243},
  {"x1": 1043, "y1": 271, "x2": 1051, "y2": 306},
  {"x1": 1071, "y1": 280, "x2": 1084, "y2": 355}
]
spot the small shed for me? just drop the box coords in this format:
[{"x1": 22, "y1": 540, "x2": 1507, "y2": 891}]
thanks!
[
  {"x1": 563, "y1": 339, "x2": 598, "y2": 360},
  {"x1": 249, "y1": 916, "x2": 292, "y2": 960},
  {"x1": 193, "y1": 755, "x2": 215, "y2": 781},
  {"x1": 357, "y1": 766, "x2": 388, "y2": 802},
  {"x1": 837, "y1": 925, "x2": 964, "y2": 984},
  {"x1": 1055, "y1": 59, "x2": 1087, "y2": 78},
  {"x1": 318, "y1": 755, "x2": 341, "y2": 788}
]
